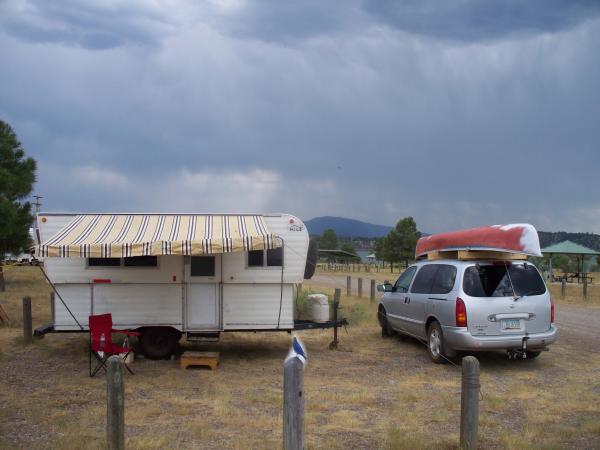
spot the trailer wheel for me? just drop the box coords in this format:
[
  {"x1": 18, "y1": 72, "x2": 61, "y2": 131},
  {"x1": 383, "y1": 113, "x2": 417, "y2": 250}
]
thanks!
[{"x1": 139, "y1": 327, "x2": 181, "y2": 360}]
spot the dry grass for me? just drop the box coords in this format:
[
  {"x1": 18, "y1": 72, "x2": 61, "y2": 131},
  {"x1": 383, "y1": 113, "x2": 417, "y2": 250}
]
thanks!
[{"x1": 1, "y1": 267, "x2": 600, "y2": 449}]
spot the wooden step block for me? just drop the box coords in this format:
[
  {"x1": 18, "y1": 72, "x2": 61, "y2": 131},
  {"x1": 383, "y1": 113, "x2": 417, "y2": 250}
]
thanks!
[{"x1": 180, "y1": 351, "x2": 220, "y2": 370}]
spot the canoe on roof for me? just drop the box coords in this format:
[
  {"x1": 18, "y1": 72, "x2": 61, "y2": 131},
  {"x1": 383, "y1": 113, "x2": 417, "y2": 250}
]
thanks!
[{"x1": 415, "y1": 224, "x2": 542, "y2": 259}]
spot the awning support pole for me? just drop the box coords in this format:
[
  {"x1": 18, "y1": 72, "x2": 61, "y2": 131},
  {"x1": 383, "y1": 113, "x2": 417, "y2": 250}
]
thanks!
[{"x1": 38, "y1": 265, "x2": 84, "y2": 330}]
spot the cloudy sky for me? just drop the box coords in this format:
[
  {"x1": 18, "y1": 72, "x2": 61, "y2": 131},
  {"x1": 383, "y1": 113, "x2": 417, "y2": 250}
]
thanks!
[{"x1": 1, "y1": 0, "x2": 599, "y2": 233}]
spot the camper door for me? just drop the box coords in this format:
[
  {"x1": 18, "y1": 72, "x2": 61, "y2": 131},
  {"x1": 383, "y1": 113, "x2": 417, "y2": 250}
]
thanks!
[{"x1": 184, "y1": 255, "x2": 221, "y2": 330}]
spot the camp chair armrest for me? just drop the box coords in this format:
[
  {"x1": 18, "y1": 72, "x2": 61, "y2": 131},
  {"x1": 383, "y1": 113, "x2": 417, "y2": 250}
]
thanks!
[{"x1": 111, "y1": 329, "x2": 141, "y2": 337}]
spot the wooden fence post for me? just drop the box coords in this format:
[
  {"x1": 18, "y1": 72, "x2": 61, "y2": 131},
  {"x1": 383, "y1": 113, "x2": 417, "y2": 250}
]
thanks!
[
  {"x1": 583, "y1": 278, "x2": 588, "y2": 300},
  {"x1": 283, "y1": 356, "x2": 305, "y2": 450},
  {"x1": 460, "y1": 356, "x2": 480, "y2": 450},
  {"x1": 358, "y1": 278, "x2": 363, "y2": 298},
  {"x1": 329, "y1": 288, "x2": 341, "y2": 350},
  {"x1": 561, "y1": 278, "x2": 566, "y2": 299},
  {"x1": 22, "y1": 296, "x2": 32, "y2": 345},
  {"x1": 370, "y1": 279, "x2": 376, "y2": 302},
  {"x1": 107, "y1": 355, "x2": 125, "y2": 450},
  {"x1": 0, "y1": 266, "x2": 5, "y2": 292},
  {"x1": 346, "y1": 276, "x2": 351, "y2": 297}
]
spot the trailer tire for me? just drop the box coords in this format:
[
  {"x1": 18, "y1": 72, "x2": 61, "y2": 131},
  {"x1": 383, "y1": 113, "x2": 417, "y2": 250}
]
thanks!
[{"x1": 139, "y1": 327, "x2": 181, "y2": 360}]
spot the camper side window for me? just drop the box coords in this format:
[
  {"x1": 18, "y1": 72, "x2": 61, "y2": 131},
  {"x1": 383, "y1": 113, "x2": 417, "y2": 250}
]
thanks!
[
  {"x1": 247, "y1": 248, "x2": 283, "y2": 268},
  {"x1": 87, "y1": 257, "x2": 158, "y2": 268},
  {"x1": 266, "y1": 247, "x2": 283, "y2": 266},
  {"x1": 247, "y1": 250, "x2": 264, "y2": 267},
  {"x1": 191, "y1": 256, "x2": 215, "y2": 276},
  {"x1": 88, "y1": 258, "x2": 121, "y2": 267}
]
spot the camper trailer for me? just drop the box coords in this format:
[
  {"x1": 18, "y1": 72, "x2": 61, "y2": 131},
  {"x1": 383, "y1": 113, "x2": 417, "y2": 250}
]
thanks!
[{"x1": 33, "y1": 213, "x2": 323, "y2": 359}]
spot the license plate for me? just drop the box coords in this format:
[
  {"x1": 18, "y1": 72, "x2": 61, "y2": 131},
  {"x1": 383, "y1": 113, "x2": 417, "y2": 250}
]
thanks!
[{"x1": 501, "y1": 319, "x2": 521, "y2": 330}]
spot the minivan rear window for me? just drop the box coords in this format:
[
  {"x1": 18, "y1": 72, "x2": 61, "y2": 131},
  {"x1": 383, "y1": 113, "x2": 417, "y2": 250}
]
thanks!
[{"x1": 463, "y1": 263, "x2": 546, "y2": 297}]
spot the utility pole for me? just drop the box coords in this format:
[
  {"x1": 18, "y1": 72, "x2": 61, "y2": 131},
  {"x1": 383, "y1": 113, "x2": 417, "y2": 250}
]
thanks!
[{"x1": 33, "y1": 195, "x2": 43, "y2": 214}]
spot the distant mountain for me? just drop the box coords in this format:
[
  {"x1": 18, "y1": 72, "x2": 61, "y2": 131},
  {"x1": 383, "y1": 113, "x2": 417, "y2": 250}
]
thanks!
[
  {"x1": 304, "y1": 216, "x2": 393, "y2": 238},
  {"x1": 538, "y1": 231, "x2": 600, "y2": 252}
]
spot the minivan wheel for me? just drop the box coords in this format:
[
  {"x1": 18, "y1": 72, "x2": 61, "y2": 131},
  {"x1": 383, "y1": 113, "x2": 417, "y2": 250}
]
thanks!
[
  {"x1": 379, "y1": 307, "x2": 394, "y2": 338},
  {"x1": 427, "y1": 322, "x2": 448, "y2": 364},
  {"x1": 526, "y1": 351, "x2": 542, "y2": 359}
]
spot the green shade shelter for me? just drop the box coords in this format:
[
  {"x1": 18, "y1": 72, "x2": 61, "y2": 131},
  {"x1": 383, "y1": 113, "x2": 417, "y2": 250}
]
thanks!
[
  {"x1": 318, "y1": 249, "x2": 359, "y2": 263},
  {"x1": 542, "y1": 240, "x2": 600, "y2": 282}
]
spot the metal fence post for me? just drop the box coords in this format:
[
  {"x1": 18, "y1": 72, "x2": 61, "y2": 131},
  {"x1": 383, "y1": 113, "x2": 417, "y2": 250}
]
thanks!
[
  {"x1": 583, "y1": 278, "x2": 588, "y2": 300},
  {"x1": 460, "y1": 356, "x2": 480, "y2": 450},
  {"x1": 370, "y1": 279, "x2": 376, "y2": 302},
  {"x1": 358, "y1": 278, "x2": 363, "y2": 298},
  {"x1": 346, "y1": 276, "x2": 351, "y2": 297},
  {"x1": 561, "y1": 278, "x2": 566, "y2": 299},
  {"x1": 283, "y1": 356, "x2": 305, "y2": 450},
  {"x1": 22, "y1": 297, "x2": 32, "y2": 345},
  {"x1": 107, "y1": 356, "x2": 125, "y2": 450}
]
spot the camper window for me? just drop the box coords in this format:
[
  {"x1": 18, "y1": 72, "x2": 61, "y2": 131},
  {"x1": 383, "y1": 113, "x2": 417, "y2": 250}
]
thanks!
[
  {"x1": 87, "y1": 256, "x2": 158, "y2": 268},
  {"x1": 88, "y1": 258, "x2": 120, "y2": 267},
  {"x1": 191, "y1": 256, "x2": 215, "y2": 276},
  {"x1": 124, "y1": 256, "x2": 158, "y2": 267},
  {"x1": 247, "y1": 248, "x2": 283, "y2": 268},
  {"x1": 248, "y1": 250, "x2": 264, "y2": 267},
  {"x1": 266, "y1": 247, "x2": 283, "y2": 266}
]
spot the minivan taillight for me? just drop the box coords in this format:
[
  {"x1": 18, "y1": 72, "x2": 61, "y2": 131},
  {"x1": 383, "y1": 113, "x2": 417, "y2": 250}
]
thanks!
[
  {"x1": 456, "y1": 297, "x2": 467, "y2": 327},
  {"x1": 550, "y1": 298, "x2": 555, "y2": 324}
]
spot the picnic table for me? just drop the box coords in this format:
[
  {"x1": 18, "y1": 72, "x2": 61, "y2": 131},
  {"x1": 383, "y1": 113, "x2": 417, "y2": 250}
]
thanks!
[{"x1": 555, "y1": 272, "x2": 593, "y2": 284}]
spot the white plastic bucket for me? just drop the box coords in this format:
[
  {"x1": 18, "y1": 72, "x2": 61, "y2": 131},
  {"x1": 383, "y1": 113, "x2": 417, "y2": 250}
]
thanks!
[{"x1": 307, "y1": 294, "x2": 330, "y2": 323}]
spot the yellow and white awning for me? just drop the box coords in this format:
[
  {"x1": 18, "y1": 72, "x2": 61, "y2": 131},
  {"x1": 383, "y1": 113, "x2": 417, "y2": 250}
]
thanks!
[{"x1": 35, "y1": 214, "x2": 281, "y2": 258}]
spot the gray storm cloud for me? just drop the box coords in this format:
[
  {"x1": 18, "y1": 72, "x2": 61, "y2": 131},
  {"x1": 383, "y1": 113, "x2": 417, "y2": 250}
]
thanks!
[{"x1": 0, "y1": 0, "x2": 599, "y2": 233}]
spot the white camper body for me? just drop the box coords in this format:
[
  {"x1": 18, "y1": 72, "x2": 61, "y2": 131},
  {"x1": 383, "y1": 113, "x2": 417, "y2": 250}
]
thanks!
[{"x1": 36, "y1": 213, "x2": 310, "y2": 335}]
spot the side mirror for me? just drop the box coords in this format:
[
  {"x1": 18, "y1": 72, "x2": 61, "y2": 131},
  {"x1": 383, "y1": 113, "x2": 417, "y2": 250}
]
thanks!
[{"x1": 377, "y1": 283, "x2": 393, "y2": 293}]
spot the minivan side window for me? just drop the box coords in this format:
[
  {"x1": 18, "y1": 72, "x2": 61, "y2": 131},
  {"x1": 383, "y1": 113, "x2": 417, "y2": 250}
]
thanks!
[
  {"x1": 394, "y1": 266, "x2": 417, "y2": 293},
  {"x1": 430, "y1": 265, "x2": 457, "y2": 294},
  {"x1": 410, "y1": 265, "x2": 439, "y2": 294}
]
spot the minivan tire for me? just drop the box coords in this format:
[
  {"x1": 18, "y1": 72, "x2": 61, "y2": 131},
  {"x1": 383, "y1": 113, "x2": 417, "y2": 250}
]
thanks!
[
  {"x1": 427, "y1": 322, "x2": 449, "y2": 364},
  {"x1": 526, "y1": 351, "x2": 542, "y2": 359},
  {"x1": 139, "y1": 327, "x2": 181, "y2": 360},
  {"x1": 379, "y1": 307, "x2": 394, "y2": 338}
]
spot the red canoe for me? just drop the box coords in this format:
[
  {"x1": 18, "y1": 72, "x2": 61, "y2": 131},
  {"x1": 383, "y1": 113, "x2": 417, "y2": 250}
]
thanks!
[{"x1": 415, "y1": 224, "x2": 542, "y2": 258}]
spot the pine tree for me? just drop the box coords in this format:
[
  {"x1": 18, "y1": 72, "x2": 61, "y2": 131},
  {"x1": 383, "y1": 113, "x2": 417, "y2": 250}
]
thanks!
[{"x1": 0, "y1": 120, "x2": 37, "y2": 267}]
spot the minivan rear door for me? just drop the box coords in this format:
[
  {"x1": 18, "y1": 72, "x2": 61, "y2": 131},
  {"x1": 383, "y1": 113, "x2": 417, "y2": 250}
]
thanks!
[{"x1": 461, "y1": 262, "x2": 551, "y2": 336}]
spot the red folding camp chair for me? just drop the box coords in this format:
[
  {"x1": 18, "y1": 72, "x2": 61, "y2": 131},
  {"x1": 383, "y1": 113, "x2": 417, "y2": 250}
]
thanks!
[{"x1": 89, "y1": 313, "x2": 140, "y2": 377}]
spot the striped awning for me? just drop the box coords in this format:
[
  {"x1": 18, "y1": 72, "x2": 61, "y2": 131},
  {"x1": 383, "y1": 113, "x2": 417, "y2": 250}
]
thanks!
[{"x1": 35, "y1": 214, "x2": 281, "y2": 258}]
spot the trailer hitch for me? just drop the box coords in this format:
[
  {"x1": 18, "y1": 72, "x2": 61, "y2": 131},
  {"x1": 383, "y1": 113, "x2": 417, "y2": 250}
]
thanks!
[{"x1": 508, "y1": 336, "x2": 530, "y2": 360}]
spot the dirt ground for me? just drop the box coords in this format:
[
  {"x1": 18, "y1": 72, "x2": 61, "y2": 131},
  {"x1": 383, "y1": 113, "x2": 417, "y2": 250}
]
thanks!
[{"x1": 1, "y1": 267, "x2": 600, "y2": 449}]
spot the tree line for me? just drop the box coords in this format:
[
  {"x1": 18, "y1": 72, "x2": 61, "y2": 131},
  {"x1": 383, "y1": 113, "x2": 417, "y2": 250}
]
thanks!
[
  {"x1": 315, "y1": 217, "x2": 421, "y2": 267},
  {"x1": 0, "y1": 119, "x2": 37, "y2": 290}
]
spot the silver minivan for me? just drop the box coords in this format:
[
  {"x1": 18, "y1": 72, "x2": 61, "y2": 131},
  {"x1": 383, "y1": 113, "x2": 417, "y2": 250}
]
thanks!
[{"x1": 378, "y1": 259, "x2": 558, "y2": 363}]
